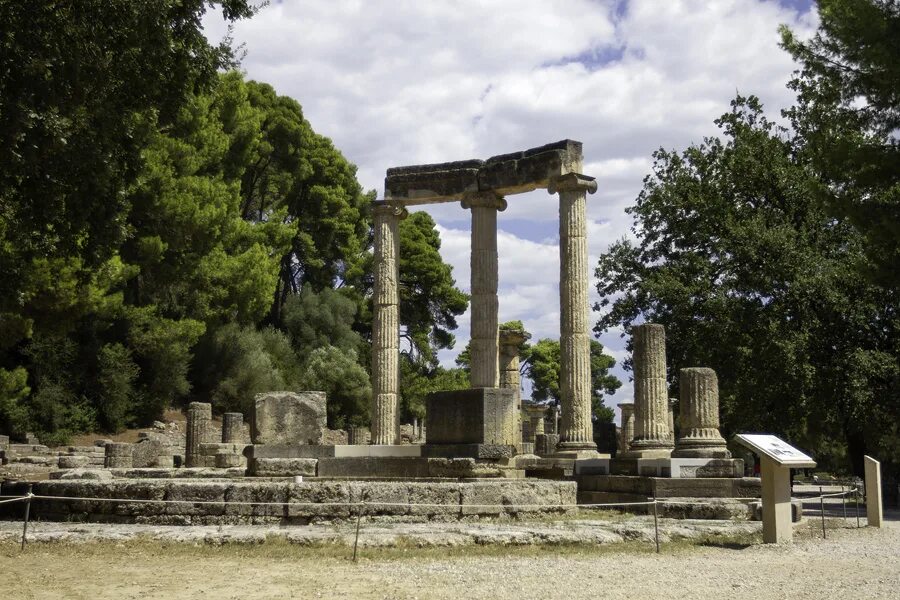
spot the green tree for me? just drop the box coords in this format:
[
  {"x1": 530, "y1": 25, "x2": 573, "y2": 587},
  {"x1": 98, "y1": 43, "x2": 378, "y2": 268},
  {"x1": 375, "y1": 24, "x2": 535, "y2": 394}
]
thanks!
[
  {"x1": 298, "y1": 346, "x2": 371, "y2": 429},
  {"x1": 456, "y1": 320, "x2": 621, "y2": 421},
  {"x1": 780, "y1": 0, "x2": 900, "y2": 290},
  {"x1": 594, "y1": 96, "x2": 898, "y2": 474}
]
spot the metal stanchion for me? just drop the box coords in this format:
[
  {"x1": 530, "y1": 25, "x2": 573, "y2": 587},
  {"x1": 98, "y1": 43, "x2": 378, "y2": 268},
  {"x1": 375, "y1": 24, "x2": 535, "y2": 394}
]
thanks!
[
  {"x1": 651, "y1": 494, "x2": 660, "y2": 553},
  {"x1": 841, "y1": 485, "x2": 847, "y2": 522},
  {"x1": 352, "y1": 501, "x2": 364, "y2": 562},
  {"x1": 819, "y1": 485, "x2": 826, "y2": 539},
  {"x1": 855, "y1": 487, "x2": 861, "y2": 528},
  {"x1": 21, "y1": 484, "x2": 33, "y2": 551}
]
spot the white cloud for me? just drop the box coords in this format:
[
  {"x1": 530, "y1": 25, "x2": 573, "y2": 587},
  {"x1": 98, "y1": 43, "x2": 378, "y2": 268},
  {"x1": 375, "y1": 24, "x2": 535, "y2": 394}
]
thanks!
[{"x1": 205, "y1": 0, "x2": 818, "y2": 409}]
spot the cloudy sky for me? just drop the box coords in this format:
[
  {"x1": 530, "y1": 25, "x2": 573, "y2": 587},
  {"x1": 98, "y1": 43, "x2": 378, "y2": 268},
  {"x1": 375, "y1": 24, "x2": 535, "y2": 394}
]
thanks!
[{"x1": 203, "y1": 0, "x2": 818, "y2": 421}]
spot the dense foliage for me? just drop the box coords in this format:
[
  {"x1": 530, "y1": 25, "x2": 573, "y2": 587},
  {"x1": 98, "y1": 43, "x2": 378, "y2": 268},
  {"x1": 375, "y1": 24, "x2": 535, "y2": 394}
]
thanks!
[
  {"x1": 0, "y1": 2, "x2": 467, "y2": 441},
  {"x1": 594, "y1": 96, "x2": 898, "y2": 475}
]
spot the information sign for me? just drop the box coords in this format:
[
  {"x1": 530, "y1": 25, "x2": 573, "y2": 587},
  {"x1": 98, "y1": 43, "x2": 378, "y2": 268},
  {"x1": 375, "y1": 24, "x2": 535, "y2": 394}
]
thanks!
[{"x1": 734, "y1": 434, "x2": 816, "y2": 468}]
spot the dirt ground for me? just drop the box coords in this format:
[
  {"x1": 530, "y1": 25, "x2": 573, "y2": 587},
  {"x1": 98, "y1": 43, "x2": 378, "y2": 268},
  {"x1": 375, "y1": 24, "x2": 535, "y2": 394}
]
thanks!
[{"x1": 1, "y1": 516, "x2": 897, "y2": 600}]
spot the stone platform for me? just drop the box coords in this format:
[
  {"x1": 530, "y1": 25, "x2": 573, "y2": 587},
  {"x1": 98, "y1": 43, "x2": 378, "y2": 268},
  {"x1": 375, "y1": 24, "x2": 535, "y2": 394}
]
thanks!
[
  {"x1": 577, "y1": 457, "x2": 744, "y2": 478},
  {"x1": 0, "y1": 478, "x2": 575, "y2": 525},
  {"x1": 578, "y1": 474, "x2": 761, "y2": 499}
]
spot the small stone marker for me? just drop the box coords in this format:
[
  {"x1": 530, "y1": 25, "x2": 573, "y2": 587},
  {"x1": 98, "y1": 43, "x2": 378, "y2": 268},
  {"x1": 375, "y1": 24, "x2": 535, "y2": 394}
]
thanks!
[
  {"x1": 864, "y1": 455, "x2": 883, "y2": 528},
  {"x1": 735, "y1": 433, "x2": 815, "y2": 544}
]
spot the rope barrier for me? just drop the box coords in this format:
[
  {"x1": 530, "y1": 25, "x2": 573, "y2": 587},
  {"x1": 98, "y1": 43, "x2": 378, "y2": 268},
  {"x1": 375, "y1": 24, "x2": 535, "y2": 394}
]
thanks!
[{"x1": 0, "y1": 495, "x2": 31, "y2": 505}]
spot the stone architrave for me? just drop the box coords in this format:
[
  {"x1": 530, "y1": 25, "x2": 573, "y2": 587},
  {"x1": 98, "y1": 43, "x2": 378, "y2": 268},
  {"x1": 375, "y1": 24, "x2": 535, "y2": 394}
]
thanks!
[
  {"x1": 462, "y1": 191, "x2": 507, "y2": 389},
  {"x1": 549, "y1": 173, "x2": 599, "y2": 455},
  {"x1": 185, "y1": 401, "x2": 212, "y2": 468},
  {"x1": 625, "y1": 324, "x2": 673, "y2": 458},
  {"x1": 222, "y1": 412, "x2": 243, "y2": 444},
  {"x1": 617, "y1": 403, "x2": 635, "y2": 453},
  {"x1": 499, "y1": 327, "x2": 530, "y2": 450},
  {"x1": 673, "y1": 368, "x2": 730, "y2": 458},
  {"x1": 371, "y1": 202, "x2": 406, "y2": 445},
  {"x1": 251, "y1": 391, "x2": 326, "y2": 445}
]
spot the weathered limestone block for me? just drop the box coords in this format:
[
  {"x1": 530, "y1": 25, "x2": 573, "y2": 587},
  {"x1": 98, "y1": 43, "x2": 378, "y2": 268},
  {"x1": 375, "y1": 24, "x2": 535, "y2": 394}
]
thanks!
[
  {"x1": 222, "y1": 412, "x2": 244, "y2": 443},
  {"x1": 251, "y1": 391, "x2": 326, "y2": 445},
  {"x1": 625, "y1": 324, "x2": 673, "y2": 457},
  {"x1": 58, "y1": 455, "x2": 91, "y2": 469},
  {"x1": 535, "y1": 433, "x2": 560, "y2": 457},
  {"x1": 215, "y1": 453, "x2": 244, "y2": 469},
  {"x1": 248, "y1": 457, "x2": 318, "y2": 477},
  {"x1": 132, "y1": 438, "x2": 165, "y2": 468},
  {"x1": 673, "y1": 368, "x2": 730, "y2": 458},
  {"x1": 668, "y1": 398, "x2": 678, "y2": 441},
  {"x1": 105, "y1": 442, "x2": 133, "y2": 468},
  {"x1": 425, "y1": 388, "x2": 517, "y2": 446},
  {"x1": 0, "y1": 435, "x2": 9, "y2": 449},
  {"x1": 185, "y1": 401, "x2": 212, "y2": 468}
]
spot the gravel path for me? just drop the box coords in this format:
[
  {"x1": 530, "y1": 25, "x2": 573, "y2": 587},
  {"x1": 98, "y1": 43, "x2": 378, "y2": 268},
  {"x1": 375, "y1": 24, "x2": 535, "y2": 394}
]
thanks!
[{"x1": 1, "y1": 514, "x2": 897, "y2": 599}]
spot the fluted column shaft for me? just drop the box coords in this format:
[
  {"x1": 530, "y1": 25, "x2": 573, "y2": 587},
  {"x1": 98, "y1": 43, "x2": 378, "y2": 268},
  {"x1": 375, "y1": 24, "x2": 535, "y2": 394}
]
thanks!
[
  {"x1": 371, "y1": 203, "x2": 406, "y2": 445},
  {"x1": 673, "y1": 367, "x2": 730, "y2": 458},
  {"x1": 499, "y1": 329, "x2": 530, "y2": 450},
  {"x1": 628, "y1": 323, "x2": 673, "y2": 456},
  {"x1": 222, "y1": 412, "x2": 243, "y2": 444},
  {"x1": 462, "y1": 192, "x2": 507, "y2": 388},
  {"x1": 186, "y1": 401, "x2": 212, "y2": 467},
  {"x1": 550, "y1": 174, "x2": 598, "y2": 452},
  {"x1": 618, "y1": 402, "x2": 635, "y2": 453}
]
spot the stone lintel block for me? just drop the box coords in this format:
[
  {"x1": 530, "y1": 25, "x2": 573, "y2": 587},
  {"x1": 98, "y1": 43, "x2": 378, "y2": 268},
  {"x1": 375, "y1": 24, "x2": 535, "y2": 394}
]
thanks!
[
  {"x1": 251, "y1": 391, "x2": 327, "y2": 445},
  {"x1": 425, "y1": 387, "x2": 517, "y2": 446},
  {"x1": 245, "y1": 444, "x2": 423, "y2": 460},
  {"x1": 384, "y1": 161, "x2": 482, "y2": 203},
  {"x1": 421, "y1": 443, "x2": 516, "y2": 460},
  {"x1": 199, "y1": 442, "x2": 247, "y2": 456},
  {"x1": 384, "y1": 140, "x2": 583, "y2": 204},
  {"x1": 248, "y1": 457, "x2": 317, "y2": 477},
  {"x1": 316, "y1": 456, "x2": 431, "y2": 478}
]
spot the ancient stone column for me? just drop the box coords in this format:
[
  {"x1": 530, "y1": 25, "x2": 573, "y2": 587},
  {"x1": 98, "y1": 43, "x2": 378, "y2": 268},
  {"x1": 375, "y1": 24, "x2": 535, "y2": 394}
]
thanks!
[
  {"x1": 626, "y1": 324, "x2": 673, "y2": 457},
  {"x1": 222, "y1": 412, "x2": 243, "y2": 444},
  {"x1": 371, "y1": 202, "x2": 406, "y2": 445},
  {"x1": 673, "y1": 367, "x2": 731, "y2": 458},
  {"x1": 668, "y1": 398, "x2": 677, "y2": 442},
  {"x1": 618, "y1": 402, "x2": 635, "y2": 453},
  {"x1": 186, "y1": 401, "x2": 212, "y2": 467},
  {"x1": 462, "y1": 191, "x2": 507, "y2": 388},
  {"x1": 104, "y1": 442, "x2": 133, "y2": 469},
  {"x1": 549, "y1": 173, "x2": 598, "y2": 454},
  {"x1": 348, "y1": 427, "x2": 368, "y2": 445},
  {"x1": 499, "y1": 327, "x2": 530, "y2": 450}
]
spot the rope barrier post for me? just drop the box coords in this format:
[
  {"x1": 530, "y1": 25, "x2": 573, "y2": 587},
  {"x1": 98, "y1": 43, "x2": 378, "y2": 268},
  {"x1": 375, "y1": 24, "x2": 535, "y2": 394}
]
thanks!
[
  {"x1": 352, "y1": 501, "x2": 364, "y2": 562},
  {"x1": 841, "y1": 485, "x2": 847, "y2": 523},
  {"x1": 651, "y1": 493, "x2": 660, "y2": 554},
  {"x1": 20, "y1": 485, "x2": 33, "y2": 552},
  {"x1": 855, "y1": 486, "x2": 861, "y2": 528},
  {"x1": 819, "y1": 485, "x2": 826, "y2": 539}
]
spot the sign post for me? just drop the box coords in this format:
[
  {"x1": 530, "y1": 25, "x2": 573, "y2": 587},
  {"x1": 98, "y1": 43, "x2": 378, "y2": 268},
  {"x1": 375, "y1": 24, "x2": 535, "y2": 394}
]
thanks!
[
  {"x1": 735, "y1": 434, "x2": 816, "y2": 544},
  {"x1": 864, "y1": 455, "x2": 883, "y2": 528}
]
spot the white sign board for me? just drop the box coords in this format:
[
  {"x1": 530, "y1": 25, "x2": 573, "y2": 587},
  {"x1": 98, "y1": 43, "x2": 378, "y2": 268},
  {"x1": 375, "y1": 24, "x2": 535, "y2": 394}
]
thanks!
[{"x1": 734, "y1": 434, "x2": 816, "y2": 468}]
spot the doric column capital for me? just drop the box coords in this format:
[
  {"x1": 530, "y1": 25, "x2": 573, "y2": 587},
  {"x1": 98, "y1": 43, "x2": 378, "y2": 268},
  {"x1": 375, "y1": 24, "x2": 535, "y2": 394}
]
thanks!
[
  {"x1": 461, "y1": 191, "x2": 507, "y2": 211},
  {"x1": 499, "y1": 328, "x2": 531, "y2": 348},
  {"x1": 548, "y1": 173, "x2": 598, "y2": 195},
  {"x1": 372, "y1": 201, "x2": 408, "y2": 220}
]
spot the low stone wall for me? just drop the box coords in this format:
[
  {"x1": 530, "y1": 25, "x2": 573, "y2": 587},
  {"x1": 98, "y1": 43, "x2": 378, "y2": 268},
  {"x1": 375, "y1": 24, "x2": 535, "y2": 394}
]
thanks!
[{"x1": 0, "y1": 479, "x2": 576, "y2": 525}]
